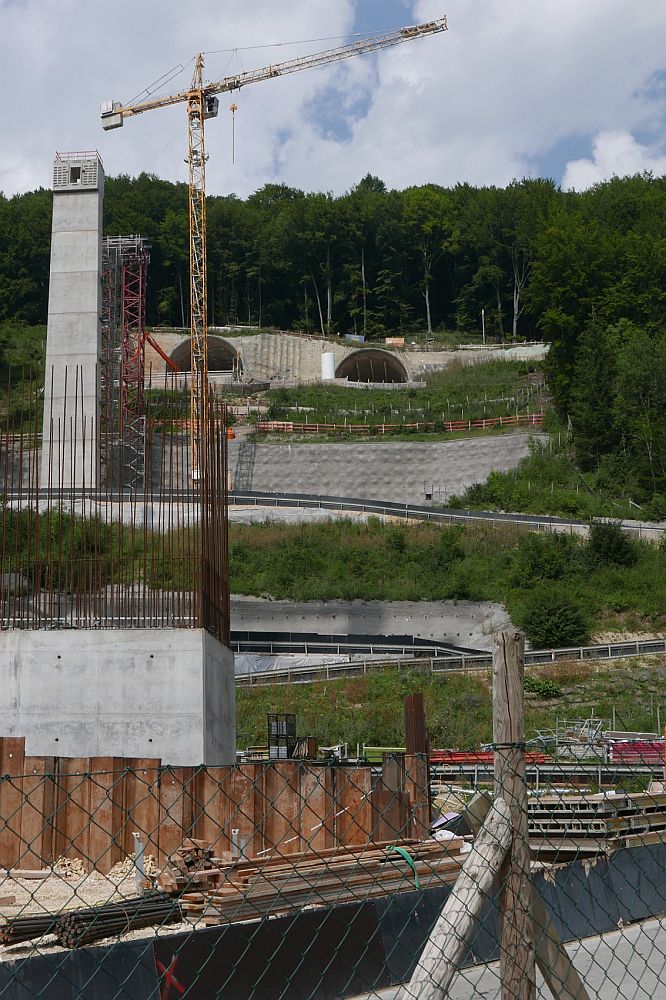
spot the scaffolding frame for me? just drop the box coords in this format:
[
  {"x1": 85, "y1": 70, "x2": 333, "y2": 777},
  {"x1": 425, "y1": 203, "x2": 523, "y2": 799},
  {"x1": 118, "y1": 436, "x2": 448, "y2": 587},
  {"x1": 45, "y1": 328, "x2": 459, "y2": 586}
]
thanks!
[{"x1": 101, "y1": 235, "x2": 150, "y2": 489}]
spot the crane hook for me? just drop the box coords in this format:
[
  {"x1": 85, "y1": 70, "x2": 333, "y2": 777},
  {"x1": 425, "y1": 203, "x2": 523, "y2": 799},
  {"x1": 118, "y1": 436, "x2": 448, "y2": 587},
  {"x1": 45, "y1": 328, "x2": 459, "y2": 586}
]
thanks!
[{"x1": 230, "y1": 103, "x2": 238, "y2": 165}]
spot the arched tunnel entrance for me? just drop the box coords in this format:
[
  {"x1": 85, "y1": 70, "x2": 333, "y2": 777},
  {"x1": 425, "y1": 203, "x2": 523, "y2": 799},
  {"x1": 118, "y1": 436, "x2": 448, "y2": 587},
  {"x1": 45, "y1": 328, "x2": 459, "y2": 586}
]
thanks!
[
  {"x1": 336, "y1": 349, "x2": 407, "y2": 384},
  {"x1": 170, "y1": 336, "x2": 241, "y2": 374}
]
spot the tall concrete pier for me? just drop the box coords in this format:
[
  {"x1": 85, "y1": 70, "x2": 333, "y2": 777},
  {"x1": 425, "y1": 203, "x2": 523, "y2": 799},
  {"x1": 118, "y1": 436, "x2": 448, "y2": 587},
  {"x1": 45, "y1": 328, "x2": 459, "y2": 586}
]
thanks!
[{"x1": 41, "y1": 151, "x2": 104, "y2": 489}]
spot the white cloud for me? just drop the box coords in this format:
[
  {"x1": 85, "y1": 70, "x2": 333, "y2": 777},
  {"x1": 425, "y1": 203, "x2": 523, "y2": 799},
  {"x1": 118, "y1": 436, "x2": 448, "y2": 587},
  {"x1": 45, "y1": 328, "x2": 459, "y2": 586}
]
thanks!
[
  {"x1": 563, "y1": 131, "x2": 666, "y2": 190},
  {"x1": 1, "y1": 0, "x2": 666, "y2": 197}
]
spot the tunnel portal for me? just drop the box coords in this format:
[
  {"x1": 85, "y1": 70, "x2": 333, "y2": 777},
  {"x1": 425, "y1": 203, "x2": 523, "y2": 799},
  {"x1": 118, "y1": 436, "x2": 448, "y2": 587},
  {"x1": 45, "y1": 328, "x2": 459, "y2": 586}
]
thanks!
[
  {"x1": 336, "y1": 349, "x2": 407, "y2": 384},
  {"x1": 170, "y1": 336, "x2": 240, "y2": 374}
]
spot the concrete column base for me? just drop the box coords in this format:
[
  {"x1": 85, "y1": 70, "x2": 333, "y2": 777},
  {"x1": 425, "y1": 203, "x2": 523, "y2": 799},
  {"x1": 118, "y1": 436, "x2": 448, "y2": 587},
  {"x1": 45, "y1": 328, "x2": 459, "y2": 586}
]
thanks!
[{"x1": 0, "y1": 628, "x2": 235, "y2": 765}]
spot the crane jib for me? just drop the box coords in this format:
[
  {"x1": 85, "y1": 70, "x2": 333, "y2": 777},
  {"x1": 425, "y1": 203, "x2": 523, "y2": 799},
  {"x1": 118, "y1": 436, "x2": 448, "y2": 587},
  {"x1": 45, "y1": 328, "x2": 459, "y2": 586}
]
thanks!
[{"x1": 100, "y1": 15, "x2": 447, "y2": 125}]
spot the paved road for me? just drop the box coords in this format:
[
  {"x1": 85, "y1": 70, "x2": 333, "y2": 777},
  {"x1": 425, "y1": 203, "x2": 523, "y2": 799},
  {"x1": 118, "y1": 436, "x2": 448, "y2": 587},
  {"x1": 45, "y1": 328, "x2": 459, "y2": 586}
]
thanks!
[
  {"x1": 353, "y1": 916, "x2": 666, "y2": 999},
  {"x1": 229, "y1": 490, "x2": 665, "y2": 542}
]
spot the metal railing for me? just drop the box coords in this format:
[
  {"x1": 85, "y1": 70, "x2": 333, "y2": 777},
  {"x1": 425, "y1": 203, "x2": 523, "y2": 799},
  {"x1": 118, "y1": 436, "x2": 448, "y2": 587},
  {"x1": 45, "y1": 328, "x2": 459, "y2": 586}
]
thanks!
[
  {"x1": 229, "y1": 489, "x2": 665, "y2": 542},
  {"x1": 235, "y1": 637, "x2": 666, "y2": 686}
]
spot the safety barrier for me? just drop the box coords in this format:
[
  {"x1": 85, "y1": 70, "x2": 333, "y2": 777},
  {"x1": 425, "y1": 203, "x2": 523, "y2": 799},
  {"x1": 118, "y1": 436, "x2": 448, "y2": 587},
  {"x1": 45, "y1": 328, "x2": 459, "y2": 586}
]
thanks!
[
  {"x1": 235, "y1": 637, "x2": 666, "y2": 686},
  {"x1": 256, "y1": 411, "x2": 545, "y2": 435}
]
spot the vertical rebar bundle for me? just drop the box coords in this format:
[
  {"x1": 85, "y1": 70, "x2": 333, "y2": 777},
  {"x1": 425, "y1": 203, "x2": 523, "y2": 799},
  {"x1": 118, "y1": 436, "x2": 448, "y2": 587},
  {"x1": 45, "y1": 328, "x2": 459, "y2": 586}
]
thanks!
[{"x1": 0, "y1": 366, "x2": 230, "y2": 642}]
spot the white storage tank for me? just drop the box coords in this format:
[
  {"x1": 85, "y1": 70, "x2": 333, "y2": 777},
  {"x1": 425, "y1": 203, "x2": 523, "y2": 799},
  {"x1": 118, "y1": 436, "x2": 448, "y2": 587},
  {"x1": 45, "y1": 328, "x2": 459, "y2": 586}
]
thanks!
[{"x1": 321, "y1": 351, "x2": 336, "y2": 381}]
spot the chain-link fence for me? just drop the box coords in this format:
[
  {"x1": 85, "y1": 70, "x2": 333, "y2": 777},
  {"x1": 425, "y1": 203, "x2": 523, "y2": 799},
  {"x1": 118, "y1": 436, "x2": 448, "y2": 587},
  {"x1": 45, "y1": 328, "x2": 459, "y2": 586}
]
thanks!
[{"x1": 2, "y1": 639, "x2": 666, "y2": 998}]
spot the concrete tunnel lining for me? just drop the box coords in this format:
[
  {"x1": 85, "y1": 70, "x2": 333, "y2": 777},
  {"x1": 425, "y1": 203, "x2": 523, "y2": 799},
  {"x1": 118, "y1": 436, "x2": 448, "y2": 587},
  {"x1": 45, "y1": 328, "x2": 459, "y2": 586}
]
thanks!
[
  {"x1": 336, "y1": 348, "x2": 407, "y2": 384},
  {"x1": 170, "y1": 335, "x2": 240, "y2": 373}
]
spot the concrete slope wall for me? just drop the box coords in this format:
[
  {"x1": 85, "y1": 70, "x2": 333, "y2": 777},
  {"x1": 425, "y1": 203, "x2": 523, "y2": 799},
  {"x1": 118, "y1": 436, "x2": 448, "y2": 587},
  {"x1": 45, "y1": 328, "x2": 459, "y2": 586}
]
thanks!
[{"x1": 229, "y1": 433, "x2": 536, "y2": 505}]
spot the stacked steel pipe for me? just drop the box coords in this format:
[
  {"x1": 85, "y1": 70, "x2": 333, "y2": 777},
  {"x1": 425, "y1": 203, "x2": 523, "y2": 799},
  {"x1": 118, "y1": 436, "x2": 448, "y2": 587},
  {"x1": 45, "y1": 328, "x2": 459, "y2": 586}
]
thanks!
[
  {"x1": 0, "y1": 895, "x2": 180, "y2": 949},
  {"x1": 55, "y1": 894, "x2": 180, "y2": 948},
  {"x1": 0, "y1": 912, "x2": 61, "y2": 946}
]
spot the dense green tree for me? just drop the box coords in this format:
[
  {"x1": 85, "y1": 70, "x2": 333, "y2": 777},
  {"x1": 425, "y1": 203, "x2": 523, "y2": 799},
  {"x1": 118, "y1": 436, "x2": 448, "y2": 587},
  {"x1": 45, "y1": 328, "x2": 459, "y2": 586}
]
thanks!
[{"x1": 2, "y1": 169, "x2": 666, "y2": 501}]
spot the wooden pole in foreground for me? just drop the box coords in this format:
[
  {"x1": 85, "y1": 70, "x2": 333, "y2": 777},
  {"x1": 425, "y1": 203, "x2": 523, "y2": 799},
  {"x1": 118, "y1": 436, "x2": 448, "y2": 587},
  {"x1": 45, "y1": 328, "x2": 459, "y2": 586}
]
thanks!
[
  {"x1": 396, "y1": 796, "x2": 512, "y2": 1000},
  {"x1": 464, "y1": 794, "x2": 590, "y2": 1000},
  {"x1": 493, "y1": 630, "x2": 536, "y2": 1000}
]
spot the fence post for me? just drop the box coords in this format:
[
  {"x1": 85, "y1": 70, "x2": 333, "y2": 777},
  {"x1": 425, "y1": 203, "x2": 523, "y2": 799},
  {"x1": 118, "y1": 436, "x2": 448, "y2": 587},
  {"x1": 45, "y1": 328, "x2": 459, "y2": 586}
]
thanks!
[{"x1": 493, "y1": 630, "x2": 536, "y2": 1000}]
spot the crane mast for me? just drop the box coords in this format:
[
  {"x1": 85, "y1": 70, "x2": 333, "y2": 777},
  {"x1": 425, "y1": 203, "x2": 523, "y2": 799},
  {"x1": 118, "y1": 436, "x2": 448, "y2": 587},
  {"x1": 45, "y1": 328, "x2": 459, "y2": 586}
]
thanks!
[
  {"x1": 188, "y1": 54, "x2": 211, "y2": 476},
  {"x1": 102, "y1": 16, "x2": 448, "y2": 479}
]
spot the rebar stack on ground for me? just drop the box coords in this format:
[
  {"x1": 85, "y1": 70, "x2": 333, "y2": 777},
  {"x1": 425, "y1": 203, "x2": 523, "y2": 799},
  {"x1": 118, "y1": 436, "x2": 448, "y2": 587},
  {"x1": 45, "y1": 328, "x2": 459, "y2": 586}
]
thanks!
[
  {"x1": 0, "y1": 912, "x2": 61, "y2": 946},
  {"x1": 54, "y1": 894, "x2": 181, "y2": 949}
]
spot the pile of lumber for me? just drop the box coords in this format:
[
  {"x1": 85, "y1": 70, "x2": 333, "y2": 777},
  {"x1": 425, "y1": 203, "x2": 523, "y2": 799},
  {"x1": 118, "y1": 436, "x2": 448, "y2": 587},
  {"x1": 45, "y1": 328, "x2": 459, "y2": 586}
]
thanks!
[
  {"x1": 171, "y1": 839, "x2": 466, "y2": 925},
  {"x1": 529, "y1": 791, "x2": 666, "y2": 857},
  {"x1": 159, "y1": 838, "x2": 232, "y2": 894}
]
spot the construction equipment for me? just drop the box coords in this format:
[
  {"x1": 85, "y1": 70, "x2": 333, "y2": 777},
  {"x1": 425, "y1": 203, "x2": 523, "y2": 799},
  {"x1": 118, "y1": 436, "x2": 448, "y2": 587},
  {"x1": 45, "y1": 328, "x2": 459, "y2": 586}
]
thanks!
[{"x1": 101, "y1": 16, "x2": 448, "y2": 478}]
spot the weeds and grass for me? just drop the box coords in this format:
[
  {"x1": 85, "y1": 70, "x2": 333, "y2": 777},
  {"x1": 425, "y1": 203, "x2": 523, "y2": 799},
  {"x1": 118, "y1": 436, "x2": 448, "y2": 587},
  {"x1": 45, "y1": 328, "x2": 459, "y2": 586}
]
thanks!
[
  {"x1": 236, "y1": 656, "x2": 666, "y2": 751},
  {"x1": 228, "y1": 518, "x2": 666, "y2": 643},
  {"x1": 265, "y1": 360, "x2": 539, "y2": 427},
  {"x1": 446, "y1": 423, "x2": 664, "y2": 521},
  {"x1": 3, "y1": 489, "x2": 664, "y2": 646}
]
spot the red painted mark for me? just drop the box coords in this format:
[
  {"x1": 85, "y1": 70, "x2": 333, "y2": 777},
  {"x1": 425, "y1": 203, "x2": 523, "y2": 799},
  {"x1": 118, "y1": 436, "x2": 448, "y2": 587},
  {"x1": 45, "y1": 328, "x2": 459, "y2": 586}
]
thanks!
[{"x1": 157, "y1": 955, "x2": 186, "y2": 998}]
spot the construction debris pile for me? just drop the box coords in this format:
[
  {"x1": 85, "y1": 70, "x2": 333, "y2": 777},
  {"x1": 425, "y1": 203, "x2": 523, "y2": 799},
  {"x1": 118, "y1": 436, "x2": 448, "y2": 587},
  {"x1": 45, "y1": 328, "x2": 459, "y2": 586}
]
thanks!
[
  {"x1": 108, "y1": 854, "x2": 159, "y2": 880},
  {"x1": 52, "y1": 857, "x2": 86, "y2": 879}
]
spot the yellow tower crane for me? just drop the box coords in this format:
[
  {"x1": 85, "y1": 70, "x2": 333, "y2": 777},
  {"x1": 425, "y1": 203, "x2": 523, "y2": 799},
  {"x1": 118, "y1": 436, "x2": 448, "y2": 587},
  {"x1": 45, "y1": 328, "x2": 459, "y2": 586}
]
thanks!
[{"x1": 101, "y1": 15, "x2": 448, "y2": 478}]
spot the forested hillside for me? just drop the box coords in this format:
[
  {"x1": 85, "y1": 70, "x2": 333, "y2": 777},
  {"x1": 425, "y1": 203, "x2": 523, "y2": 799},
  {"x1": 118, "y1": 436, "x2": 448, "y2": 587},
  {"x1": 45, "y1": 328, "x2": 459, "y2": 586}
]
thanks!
[{"x1": 0, "y1": 171, "x2": 665, "y2": 501}]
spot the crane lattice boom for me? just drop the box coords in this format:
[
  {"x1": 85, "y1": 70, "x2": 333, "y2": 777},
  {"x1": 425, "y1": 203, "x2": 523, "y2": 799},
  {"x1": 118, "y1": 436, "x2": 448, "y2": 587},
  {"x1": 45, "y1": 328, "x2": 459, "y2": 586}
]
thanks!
[{"x1": 102, "y1": 18, "x2": 447, "y2": 124}]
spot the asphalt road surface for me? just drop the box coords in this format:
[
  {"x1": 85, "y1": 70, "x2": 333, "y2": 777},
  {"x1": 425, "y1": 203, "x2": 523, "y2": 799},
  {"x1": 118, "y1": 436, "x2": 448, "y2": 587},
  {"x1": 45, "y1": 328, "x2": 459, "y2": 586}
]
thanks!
[{"x1": 353, "y1": 916, "x2": 666, "y2": 999}]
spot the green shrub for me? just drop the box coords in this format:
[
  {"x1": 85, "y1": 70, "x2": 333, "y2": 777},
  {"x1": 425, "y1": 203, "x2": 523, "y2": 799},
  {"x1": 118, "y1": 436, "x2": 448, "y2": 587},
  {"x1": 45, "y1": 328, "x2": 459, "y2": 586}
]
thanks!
[
  {"x1": 510, "y1": 532, "x2": 582, "y2": 587},
  {"x1": 435, "y1": 526, "x2": 465, "y2": 566},
  {"x1": 385, "y1": 526, "x2": 407, "y2": 552},
  {"x1": 586, "y1": 520, "x2": 639, "y2": 567},
  {"x1": 520, "y1": 589, "x2": 589, "y2": 648},
  {"x1": 524, "y1": 674, "x2": 563, "y2": 699}
]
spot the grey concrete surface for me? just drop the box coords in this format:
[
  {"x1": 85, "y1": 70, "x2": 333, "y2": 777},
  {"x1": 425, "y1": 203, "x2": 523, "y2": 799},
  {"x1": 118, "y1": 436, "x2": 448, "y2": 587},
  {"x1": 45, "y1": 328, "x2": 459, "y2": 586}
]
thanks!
[
  {"x1": 145, "y1": 329, "x2": 548, "y2": 381},
  {"x1": 229, "y1": 433, "x2": 538, "y2": 505},
  {"x1": 231, "y1": 597, "x2": 510, "y2": 651},
  {"x1": 229, "y1": 506, "x2": 377, "y2": 525},
  {"x1": 358, "y1": 916, "x2": 666, "y2": 999},
  {"x1": 42, "y1": 154, "x2": 103, "y2": 489},
  {"x1": 0, "y1": 629, "x2": 235, "y2": 765}
]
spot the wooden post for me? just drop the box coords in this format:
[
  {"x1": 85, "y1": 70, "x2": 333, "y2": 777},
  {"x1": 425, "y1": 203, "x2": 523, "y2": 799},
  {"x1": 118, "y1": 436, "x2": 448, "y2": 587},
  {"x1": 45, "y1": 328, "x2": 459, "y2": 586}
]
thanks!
[
  {"x1": 493, "y1": 630, "x2": 536, "y2": 1000},
  {"x1": 404, "y1": 693, "x2": 428, "y2": 755},
  {"x1": 465, "y1": 789, "x2": 590, "y2": 1000},
  {"x1": 396, "y1": 797, "x2": 512, "y2": 1000},
  {"x1": 405, "y1": 693, "x2": 430, "y2": 841}
]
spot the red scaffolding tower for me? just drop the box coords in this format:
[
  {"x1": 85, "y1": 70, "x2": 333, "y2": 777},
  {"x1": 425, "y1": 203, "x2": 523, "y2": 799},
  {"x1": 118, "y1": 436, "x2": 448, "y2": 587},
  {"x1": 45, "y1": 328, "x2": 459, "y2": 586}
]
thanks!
[{"x1": 101, "y1": 235, "x2": 150, "y2": 489}]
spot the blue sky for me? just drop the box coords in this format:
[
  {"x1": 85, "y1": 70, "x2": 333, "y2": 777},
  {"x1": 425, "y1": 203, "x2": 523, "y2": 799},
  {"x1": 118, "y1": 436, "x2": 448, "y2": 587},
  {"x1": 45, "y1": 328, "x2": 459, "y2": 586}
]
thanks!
[{"x1": 1, "y1": 0, "x2": 666, "y2": 196}]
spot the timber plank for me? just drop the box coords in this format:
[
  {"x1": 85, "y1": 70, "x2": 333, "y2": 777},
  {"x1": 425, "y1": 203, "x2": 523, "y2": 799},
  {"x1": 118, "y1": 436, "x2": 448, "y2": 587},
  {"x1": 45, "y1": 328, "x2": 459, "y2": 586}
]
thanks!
[
  {"x1": 19, "y1": 757, "x2": 57, "y2": 870},
  {"x1": 0, "y1": 738, "x2": 26, "y2": 870}
]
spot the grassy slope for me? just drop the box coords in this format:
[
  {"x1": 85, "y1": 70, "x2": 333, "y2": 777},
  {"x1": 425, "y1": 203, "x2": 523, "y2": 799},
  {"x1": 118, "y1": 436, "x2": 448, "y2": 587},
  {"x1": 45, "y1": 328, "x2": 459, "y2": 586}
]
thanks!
[
  {"x1": 236, "y1": 657, "x2": 666, "y2": 752},
  {"x1": 229, "y1": 519, "x2": 666, "y2": 637},
  {"x1": 264, "y1": 360, "x2": 538, "y2": 426}
]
